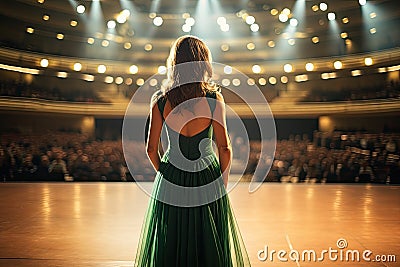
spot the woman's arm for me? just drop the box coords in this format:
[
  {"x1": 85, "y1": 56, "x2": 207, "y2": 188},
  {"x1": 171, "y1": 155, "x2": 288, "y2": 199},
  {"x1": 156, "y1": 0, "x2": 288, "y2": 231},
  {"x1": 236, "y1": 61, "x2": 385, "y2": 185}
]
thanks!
[
  {"x1": 146, "y1": 99, "x2": 163, "y2": 171},
  {"x1": 212, "y1": 91, "x2": 232, "y2": 188}
]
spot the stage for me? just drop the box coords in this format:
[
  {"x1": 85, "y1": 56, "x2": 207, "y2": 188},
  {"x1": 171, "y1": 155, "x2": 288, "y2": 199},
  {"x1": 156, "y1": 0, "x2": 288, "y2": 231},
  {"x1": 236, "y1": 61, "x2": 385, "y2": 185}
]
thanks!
[{"x1": 0, "y1": 182, "x2": 398, "y2": 267}]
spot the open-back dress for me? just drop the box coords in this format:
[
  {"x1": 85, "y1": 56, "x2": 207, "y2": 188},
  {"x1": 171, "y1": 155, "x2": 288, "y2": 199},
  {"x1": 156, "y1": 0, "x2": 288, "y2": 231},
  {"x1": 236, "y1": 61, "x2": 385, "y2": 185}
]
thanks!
[{"x1": 134, "y1": 90, "x2": 251, "y2": 267}]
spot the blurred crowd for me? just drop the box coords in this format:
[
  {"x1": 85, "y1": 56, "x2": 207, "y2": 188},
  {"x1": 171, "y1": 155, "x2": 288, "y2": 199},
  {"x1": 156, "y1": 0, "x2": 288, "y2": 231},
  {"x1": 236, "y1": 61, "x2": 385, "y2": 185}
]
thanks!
[
  {"x1": 247, "y1": 132, "x2": 400, "y2": 184},
  {"x1": 0, "y1": 80, "x2": 107, "y2": 103},
  {"x1": 1, "y1": 131, "x2": 399, "y2": 184}
]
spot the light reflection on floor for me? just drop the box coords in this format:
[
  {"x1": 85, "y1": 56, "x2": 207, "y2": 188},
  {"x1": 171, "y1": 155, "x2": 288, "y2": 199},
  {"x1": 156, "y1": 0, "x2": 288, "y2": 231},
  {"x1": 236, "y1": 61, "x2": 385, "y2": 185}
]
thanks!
[{"x1": 0, "y1": 182, "x2": 398, "y2": 266}]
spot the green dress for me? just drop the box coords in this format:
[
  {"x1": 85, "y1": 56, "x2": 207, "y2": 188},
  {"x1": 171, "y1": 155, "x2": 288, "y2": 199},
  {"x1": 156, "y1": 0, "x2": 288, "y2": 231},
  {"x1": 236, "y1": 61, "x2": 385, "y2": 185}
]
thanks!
[{"x1": 134, "y1": 91, "x2": 251, "y2": 267}]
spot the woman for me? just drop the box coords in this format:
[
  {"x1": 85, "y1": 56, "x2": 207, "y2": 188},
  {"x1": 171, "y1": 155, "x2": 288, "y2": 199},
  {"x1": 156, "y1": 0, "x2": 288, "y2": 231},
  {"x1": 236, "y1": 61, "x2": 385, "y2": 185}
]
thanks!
[{"x1": 134, "y1": 35, "x2": 251, "y2": 267}]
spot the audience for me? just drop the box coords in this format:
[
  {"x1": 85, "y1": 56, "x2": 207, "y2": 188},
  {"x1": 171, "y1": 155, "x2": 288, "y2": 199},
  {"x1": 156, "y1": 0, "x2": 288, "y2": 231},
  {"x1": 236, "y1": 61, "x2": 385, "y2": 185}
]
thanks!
[{"x1": 0, "y1": 131, "x2": 399, "y2": 184}]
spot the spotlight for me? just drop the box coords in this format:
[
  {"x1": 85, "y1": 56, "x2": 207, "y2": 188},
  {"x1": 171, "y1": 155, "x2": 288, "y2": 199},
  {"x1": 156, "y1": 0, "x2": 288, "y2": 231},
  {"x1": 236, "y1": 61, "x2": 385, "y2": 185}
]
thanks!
[
  {"x1": 56, "y1": 33, "x2": 64, "y2": 40},
  {"x1": 223, "y1": 66, "x2": 232, "y2": 74},
  {"x1": 76, "y1": 5, "x2": 85, "y2": 14},
  {"x1": 40, "y1": 59, "x2": 49, "y2": 68},
  {"x1": 129, "y1": 65, "x2": 138, "y2": 74},
  {"x1": 340, "y1": 32, "x2": 348, "y2": 38},
  {"x1": 221, "y1": 44, "x2": 230, "y2": 51},
  {"x1": 185, "y1": 17, "x2": 195, "y2": 26},
  {"x1": 319, "y1": 3, "x2": 328, "y2": 11},
  {"x1": 289, "y1": 18, "x2": 298, "y2": 27},
  {"x1": 136, "y1": 78, "x2": 144, "y2": 86},
  {"x1": 43, "y1": 14, "x2": 49, "y2": 21},
  {"x1": 26, "y1": 27, "x2": 34, "y2": 34},
  {"x1": 245, "y1": 16, "x2": 255, "y2": 25},
  {"x1": 232, "y1": 79, "x2": 241, "y2": 86},
  {"x1": 333, "y1": 60, "x2": 343, "y2": 69},
  {"x1": 312, "y1": 5, "x2": 319, "y2": 12},
  {"x1": 268, "y1": 77, "x2": 277, "y2": 85},
  {"x1": 115, "y1": 77, "x2": 124, "y2": 85},
  {"x1": 124, "y1": 42, "x2": 132, "y2": 49},
  {"x1": 278, "y1": 13, "x2": 288, "y2": 22},
  {"x1": 369, "y1": 27, "x2": 376, "y2": 34},
  {"x1": 250, "y1": 24, "x2": 259, "y2": 32},
  {"x1": 222, "y1": 79, "x2": 230, "y2": 87},
  {"x1": 283, "y1": 64, "x2": 293, "y2": 73},
  {"x1": 105, "y1": 76, "x2": 114, "y2": 84},
  {"x1": 158, "y1": 66, "x2": 167, "y2": 74},
  {"x1": 247, "y1": 78, "x2": 255, "y2": 86},
  {"x1": 364, "y1": 57, "x2": 373, "y2": 66},
  {"x1": 217, "y1": 17, "x2": 226, "y2": 26},
  {"x1": 267, "y1": 40, "x2": 275, "y2": 48},
  {"x1": 258, "y1": 78, "x2": 266, "y2": 86},
  {"x1": 153, "y1": 17, "x2": 163, "y2": 26},
  {"x1": 87, "y1": 38, "x2": 95, "y2": 44},
  {"x1": 280, "y1": 76, "x2": 288, "y2": 84},
  {"x1": 220, "y1": 24, "x2": 229, "y2": 32},
  {"x1": 247, "y1": 43, "x2": 255, "y2": 50},
  {"x1": 328, "y1": 12, "x2": 336, "y2": 21},
  {"x1": 252, "y1": 65, "x2": 261, "y2": 73},
  {"x1": 182, "y1": 24, "x2": 191, "y2": 32},
  {"x1": 342, "y1": 17, "x2": 349, "y2": 24},
  {"x1": 101, "y1": 40, "x2": 109, "y2": 47},
  {"x1": 70, "y1": 20, "x2": 78, "y2": 27},
  {"x1": 144, "y1": 43, "x2": 153, "y2": 51},
  {"x1": 270, "y1": 9, "x2": 278, "y2": 16},
  {"x1": 305, "y1": 63, "x2": 314, "y2": 71},
  {"x1": 312, "y1": 36, "x2": 320, "y2": 43},
  {"x1": 98, "y1": 65, "x2": 106, "y2": 73},
  {"x1": 149, "y1": 79, "x2": 158, "y2": 87},
  {"x1": 282, "y1": 8, "x2": 291, "y2": 16},
  {"x1": 107, "y1": 20, "x2": 116, "y2": 29},
  {"x1": 359, "y1": 0, "x2": 367, "y2": 6},
  {"x1": 73, "y1": 63, "x2": 82, "y2": 72}
]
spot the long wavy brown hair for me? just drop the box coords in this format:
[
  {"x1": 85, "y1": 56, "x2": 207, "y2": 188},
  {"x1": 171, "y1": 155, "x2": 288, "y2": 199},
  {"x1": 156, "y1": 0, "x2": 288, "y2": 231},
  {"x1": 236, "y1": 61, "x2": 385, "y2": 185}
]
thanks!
[{"x1": 162, "y1": 35, "x2": 216, "y2": 111}]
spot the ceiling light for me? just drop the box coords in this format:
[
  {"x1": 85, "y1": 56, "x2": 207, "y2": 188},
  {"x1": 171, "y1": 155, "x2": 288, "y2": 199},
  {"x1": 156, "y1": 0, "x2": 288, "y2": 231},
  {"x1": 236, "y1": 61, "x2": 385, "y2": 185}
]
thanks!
[
  {"x1": 312, "y1": 36, "x2": 320, "y2": 43},
  {"x1": 220, "y1": 24, "x2": 229, "y2": 32},
  {"x1": 107, "y1": 20, "x2": 116, "y2": 29},
  {"x1": 76, "y1": 5, "x2": 85, "y2": 14},
  {"x1": 43, "y1": 15, "x2": 49, "y2": 21},
  {"x1": 269, "y1": 77, "x2": 277, "y2": 85},
  {"x1": 359, "y1": 0, "x2": 367, "y2": 6},
  {"x1": 185, "y1": 17, "x2": 195, "y2": 26},
  {"x1": 305, "y1": 63, "x2": 314, "y2": 71},
  {"x1": 70, "y1": 20, "x2": 78, "y2": 27},
  {"x1": 312, "y1": 5, "x2": 319, "y2": 12},
  {"x1": 40, "y1": 59, "x2": 49, "y2": 68},
  {"x1": 340, "y1": 32, "x2": 348, "y2": 39},
  {"x1": 124, "y1": 42, "x2": 132, "y2": 49},
  {"x1": 283, "y1": 64, "x2": 293, "y2": 73},
  {"x1": 250, "y1": 24, "x2": 259, "y2": 32},
  {"x1": 144, "y1": 43, "x2": 153, "y2": 51},
  {"x1": 136, "y1": 78, "x2": 144, "y2": 86},
  {"x1": 342, "y1": 17, "x2": 349, "y2": 24},
  {"x1": 115, "y1": 77, "x2": 124, "y2": 85},
  {"x1": 26, "y1": 27, "x2": 34, "y2": 34},
  {"x1": 328, "y1": 12, "x2": 336, "y2": 21},
  {"x1": 278, "y1": 13, "x2": 288, "y2": 23},
  {"x1": 246, "y1": 16, "x2": 255, "y2": 25},
  {"x1": 87, "y1": 38, "x2": 95, "y2": 44},
  {"x1": 258, "y1": 78, "x2": 267, "y2": 86},
  {"x1": 101, "y1": 40, "x2": 109, "y2": 47},
  {"x1": 364, "y1": 57, "x2": 373, "y2": 66},
  {"x1": 158, "y1": 66, "x2": 167, "y2": 74},
  {"x1": 319, "y1": 3, "x2": 328, "y2": 11},
  {"x1": 182, "y1": 24, "x2": 191, "y2": 32},
  {"x1": 129, "y1": 65, "x2": 138, "y2": 74},
  {"x1": 247, "y1": 42, "x2": 255, "y2": 50},
  {"x1": 267, "y1": 40, "x2": 275, "y2": 48},
  {"x1": 270, "y1": 9, "x2": 278, "y2": 16},
  {"x1": 289, "y1": 18, "x2": 298, "y2": 27},
  {"x1": 252, "y1": 64, "x2": 261, "y2": 73},
  {"x1": 98, "y1": 65, "x2": 106, "y2": 73},
  {"x1": 224, "y1": 66, "x2": 232, "y2": 74},
  {"x1": 280, "y1": 76, "x2": 288, "y2": 84},
  {"x1": 153, "y1": 16, "x2": 163, "y2": 26},
  {"x1": 56, "y1": 33, "x2": 64, "y2": 40},
  {"x1": 333, "y1": 60, "x2": 343, "y2": 69},
  {"x1": 221, "y1": 44, "x2": 230, "y2": 51},
  {"x1": 73, "y1": 63, "x2": 82, "y2": 72},
  {"x1": 217, "y1": 17, "x2": 226, "y2": 26}
]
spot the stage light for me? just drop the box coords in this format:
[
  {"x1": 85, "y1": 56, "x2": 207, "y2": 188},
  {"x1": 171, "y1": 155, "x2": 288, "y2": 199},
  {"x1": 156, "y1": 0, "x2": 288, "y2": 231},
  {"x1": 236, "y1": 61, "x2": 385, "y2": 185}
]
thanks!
[
  {"x1": 282, "y1": 8, "x2": 291, "y2": 16},
  {"x1": 252, "y1": 65, "x2": 261, "y2": 73},
  {"x1": 359, "y1": 0, "x2": 367, "y2": 6},
  {"x1": 250, "y1": 24, "x2": 259, "y2": 32},
  {"x1": 278, "y1": 13, "x2": 288, "y2": 23},
  {"x1": 107, "y1": 20, "x2": 116, "y2": 29},
  {"x1": 333, "y1": 60, "x2": 343, "y2": 69},
  {"x1": 369, "y1": 12, "x2": 376, "y2": 19},
  {"x1": 221, "y1": 44, "x2": 229, "y2": 51},
  {"x1": 369, "y1": 27, "x2": 376, "y2": 34},
  {"x1": 280, "y1": 76, "x2": 288, "y2": 84},
  {"x1": 129, "y1": 65, "x2": 138, "y2": 74},
  {"x1": 269, "y1": 77, "x2": 277, "y2": 85},
  {"x1": 221, "y1": 79, "x2": 230, "y2": 87},
  {"x1": 117, "y1": 10, "x2": 130, "y2": 24},
  {"x1": 158, "y1": 66, "x2": 167, "y2": 74},
  {"x1": 258, "y1": 78, "x2": 266, "y2": 86},
  {"x1": 182, "y1": 24, "x2": 191, "y2": 32},
  {"x1": 56, "y1": 33, "x2": 64, "y2": 40},
  {"x1": 185, "y1": 17, "x2": 195, "y2": 26},
  {"x1": 70, "y1": 20, "x2": 78, "y2": 27},
  {"x1": 149, "y1": 79, "x2": 158, "y2": 87},
  {"x1": 136, "y1": 78, "x2": 144, "y2": 86},
  {"x1": 149, "y1": 12, "x2": 156, "y2": 19},
  {"x1": 125, "y1": 78, "x2": 133, "y2": 86},
  {"x1": 40, "y1": 59, "x2": 49, "y2": 68},
  {"x1": 26, "y1": 27, "x2": 34, "y2": 34},
  {"x1": 312, "y1": 5, "x2": 319, "y2": 12},
  {"x1": 224, "y1": 66, "x2": 232, "y2": 74},
  {"x1": 247, "y1": 78, "x2": 255, "y2": 85},
  {"x1": 98, "y1": 65, "x2": 106, "y2": 73},
  {"x1": 247, "y1": 43, "x2": 255, "y2": 50},
  {"x1": 328, "y1": 12, "x2": 336, "y2": 21},
  {"x1": 342, "y1": 17, "x2": 349, "y2": 24},
  {"x1": 43, "y1": 15, "x2": 49, "y2": 21},
  {"x1": 83, "y1": 74, "x2": 94, "y2": 82},
  {"x1": 351, "y1": 70, "x2": 362, "y2": 76},
  {"x1": 284, "y1": 64, "x2": 293, "y2": 73},
  {"x1": 246, "y1": 16, "x2": 255, "y2": 25},
  {"x1": 319, "y1": 3, "x2": 328, "y2": 11},
  {"x1": 305, "y1": 63, "x2": 314, "y2": 71},
  {"x1": 87, "y1": 38, "x2": 95, "y2": 44},
  {"x1": 230, "y1": 79, "x2": 239, "y2": 87},
  {"x1": 217, "y1": 16, "x2": 226, "y2": 26},
  {"x1": 124, "y1": 42, "x2": 132, "y2": 49},
  {"x1": 115, "y1": 77, "x2": 123, "y2": 85},
  {"x1": 121, "y1": 9, "x2": 130, "y2": 18},
  {"x1": 57, "y1": 72, "x2": 67, "y2": 78},
  {"x1": 312, "y1": 36, "x2": 320, "y2": 43},
  {"x1": 267, "y1": 40, "x2": 275, "y2": 48},
  {"x1": 289, "y1": 18, "x2": 298, "y2": 27},
  {"x1": 101, "y1": 40, "x2": 109, "y2": 47},
  {"x1": 153, "y1": 16, "x2": 163, "y2": 26},
  {"x1": 288, "y1": 39, "x2": 295, "y2": 46},
  {"x1": 105, "y1": 76, "x2": 114, "y2": 84},
  {"x1": 76, "y1": 5, "x2": 85, "y2": 14},
  {"x1": 270, "y1": 9, "x2": 278, "y2": 16},
  {"x1": 144, "y1": 43, "x2": 153, "y2": 51},
  {"x1": 364, "y1": 57, "x2": 373, "y2": 66},
  {"x1": 220, "y1": 24, "x2": 229, "y2": 32},
  {"x1": 73, "y1": 63, "x2": 82, "y2": 72}
]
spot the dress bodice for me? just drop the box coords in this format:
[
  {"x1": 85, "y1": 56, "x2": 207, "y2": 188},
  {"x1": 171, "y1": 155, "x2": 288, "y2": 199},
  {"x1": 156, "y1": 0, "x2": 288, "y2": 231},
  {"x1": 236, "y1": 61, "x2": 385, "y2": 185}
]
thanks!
[{"x1": 156, "y1": 90, "x2": 217, "y2": 168}]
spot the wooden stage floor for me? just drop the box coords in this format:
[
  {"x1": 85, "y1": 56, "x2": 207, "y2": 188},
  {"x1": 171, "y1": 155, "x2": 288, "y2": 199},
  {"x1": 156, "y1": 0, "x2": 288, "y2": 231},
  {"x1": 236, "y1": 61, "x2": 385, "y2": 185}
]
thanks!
[{"x1": 0, "y1": 182, "x2": 399, "y2": 267}]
